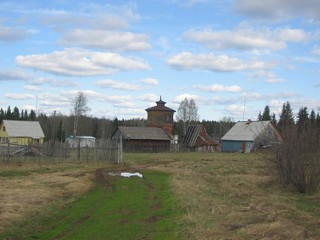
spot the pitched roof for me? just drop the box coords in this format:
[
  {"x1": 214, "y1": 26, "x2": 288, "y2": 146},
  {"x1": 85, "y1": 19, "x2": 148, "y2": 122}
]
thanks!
[
  {"x1": 2, "y1": 120, "x2": 45, "y2": 139},
  {"x1": 221, "y1": 121, "x2": 271, "y2": 141},
  {"x1": 145, "y1": 97, "x2": 175, "y2": 112},
  {"x1": 117, "y1": 126, "x2": 171, "y2": 140},
  {"x1": 182, "y1": 125, "x2": 219, "y2": 147}
]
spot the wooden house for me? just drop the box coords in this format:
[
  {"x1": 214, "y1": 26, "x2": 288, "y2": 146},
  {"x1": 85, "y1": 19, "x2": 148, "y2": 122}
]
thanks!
[
  {"x1": 182, "y1": 125, "x2": 220, "y2": 152},
  {"x1": 0, "y1": 120, "x2": 45, "y2": 146},
  {"x1": 112, "y1": 126, "x2": 171, "y2": 152},
  {"x1": 220, "y1": 120, "x2": 282, "y2": 153},
  {"x1": 145, "y1": 97, "x2": 175, "y2": 136}
]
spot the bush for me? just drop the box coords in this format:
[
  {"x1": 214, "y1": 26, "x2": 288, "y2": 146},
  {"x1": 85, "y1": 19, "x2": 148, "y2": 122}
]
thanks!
[{"x1": 274, "y1": 126, "x2": 320, "y2": 193}]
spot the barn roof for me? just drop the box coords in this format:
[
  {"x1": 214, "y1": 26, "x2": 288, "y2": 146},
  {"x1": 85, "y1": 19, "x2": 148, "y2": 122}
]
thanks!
[
  {"x1": 2, "y1": 120, "x2": 45, "y2": 139},
  {"x1": 117, "y1": 126, "x2": 171, "y2": 141},
  {"x1": 221, "y1": 120, "x2": 271, "y2": 141},
  {"x1": 182, "y1": 125, "x2": 219, "y2": 147}
]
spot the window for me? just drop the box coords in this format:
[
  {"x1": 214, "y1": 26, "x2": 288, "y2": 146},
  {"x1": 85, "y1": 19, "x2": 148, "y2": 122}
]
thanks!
[{"x1": 2, "y1": 126, "x2": 5, "y2": 132}]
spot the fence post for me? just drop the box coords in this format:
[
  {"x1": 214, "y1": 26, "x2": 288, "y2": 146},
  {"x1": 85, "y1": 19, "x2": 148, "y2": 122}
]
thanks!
[
  {"x1": 117, "y1": 135, "x2": 122, "y2": 164},
  {"x1": 77, "y1": 139, "x2": 80, "y2": 162},
  {"x1": 7, "y1": 141, "x2": 10, "y2": 163}
]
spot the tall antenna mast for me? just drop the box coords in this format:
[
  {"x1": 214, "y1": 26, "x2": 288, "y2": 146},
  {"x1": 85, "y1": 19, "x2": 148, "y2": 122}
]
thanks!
[
  {"x1": 36, "y1": 96, "x2": 38, "y2": 117},
  {"x1": 242, "y1": 97, "x2": 246, "y2": 121}
]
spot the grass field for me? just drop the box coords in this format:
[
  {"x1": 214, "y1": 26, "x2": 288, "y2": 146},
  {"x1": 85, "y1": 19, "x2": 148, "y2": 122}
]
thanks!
[{"x1": 1, "y1": 152, "x2": 320, "y2": 239}]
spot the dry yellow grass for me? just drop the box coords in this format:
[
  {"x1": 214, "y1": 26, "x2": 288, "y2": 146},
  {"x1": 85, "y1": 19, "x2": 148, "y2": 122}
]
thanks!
[
  {"x1": 1, "y1": 153, "x2": 319, "y2": 240},
  {"x1": 0, "y1": 163, "x2": 95, "y2": 233},
  {"x1": 150, "y1": 152, "x2": 320, "y2": 240}
]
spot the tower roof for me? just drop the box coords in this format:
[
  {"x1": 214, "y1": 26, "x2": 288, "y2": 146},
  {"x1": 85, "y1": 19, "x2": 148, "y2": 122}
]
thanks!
[{"x1": 145, "y1": 96, "x2": 176, "y2": 112}]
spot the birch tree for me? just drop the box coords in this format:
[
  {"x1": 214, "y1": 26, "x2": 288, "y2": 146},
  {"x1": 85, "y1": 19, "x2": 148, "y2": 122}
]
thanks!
[
  {"x1": 71, "y1": 91, "x2": 90, "y2": 139},
  {"x1": 176, "y1": 97, "x2": 199, "y2": 134}
]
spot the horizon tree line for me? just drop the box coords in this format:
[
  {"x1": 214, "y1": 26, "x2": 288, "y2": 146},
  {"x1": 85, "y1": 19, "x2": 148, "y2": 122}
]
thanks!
[
  {"x1": 1, "y1": 98, "x2": 319, "y2": 142},
  {"x1": 258, "y1": 101, "x2": 320, "y2": 132}
]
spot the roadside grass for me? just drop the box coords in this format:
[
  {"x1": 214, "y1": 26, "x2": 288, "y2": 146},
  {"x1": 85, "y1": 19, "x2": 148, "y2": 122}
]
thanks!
[
  {"x1": 144, "y1": 152, "x2": 320, "y2": 239},
  {"x1": 1, "y1": 152, "x2": 320, "y2": 239},
  {"x1": 1, "y1": 169, "x2": 181, "y2": 240}
]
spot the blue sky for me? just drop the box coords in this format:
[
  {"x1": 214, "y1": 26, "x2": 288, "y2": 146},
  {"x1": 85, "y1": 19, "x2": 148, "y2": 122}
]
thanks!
[{"x1": 0, "y1": 0, "x2": 319, "y2": 121}]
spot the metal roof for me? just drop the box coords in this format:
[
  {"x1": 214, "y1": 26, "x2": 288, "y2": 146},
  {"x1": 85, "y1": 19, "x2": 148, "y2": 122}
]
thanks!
[
  {"x1": 221, "y1": 121, "x2": 271, "y2": 141},
  {"x1": 182, "y1": 125, "x2": 219, "y2": 147},
  {"x1": 182, "y1": 125, "x2": 201, "y2": 147},
  {"x1": 3, "y1": 120, "x2": 45, "y2": 139},
  {"x1": 117, "y1": 126, "x2": 171, "y2": 140}
]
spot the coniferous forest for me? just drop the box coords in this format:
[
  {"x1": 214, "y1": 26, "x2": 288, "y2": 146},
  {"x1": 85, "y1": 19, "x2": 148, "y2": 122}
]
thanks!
[{"x1": 1, "y1": 101, "x2": 320, "y2": 143}]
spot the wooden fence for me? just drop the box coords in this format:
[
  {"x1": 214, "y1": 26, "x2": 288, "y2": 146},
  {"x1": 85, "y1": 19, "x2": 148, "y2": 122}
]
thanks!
[{"x1": 0, "y1": 139, "x2": 122, "y2": 164}]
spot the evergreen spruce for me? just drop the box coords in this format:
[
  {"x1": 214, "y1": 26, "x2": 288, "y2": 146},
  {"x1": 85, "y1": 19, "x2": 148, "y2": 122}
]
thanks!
[
  {"x1": 262, "y1": 105, "x2": 271, "y2": 121},
  {"x1": 278, "y1": 101, "x2": 295, "y2": 131}
]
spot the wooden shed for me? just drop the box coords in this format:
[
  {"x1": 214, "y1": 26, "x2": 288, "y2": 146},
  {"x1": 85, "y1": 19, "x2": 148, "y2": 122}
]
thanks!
[
  {"x1": 182, "y1": 125, "x2": 220, "y2": 152},
  {"x1": 66, "y1": 136, "x2": 96, "y2": 148},
  {"x1": 221, "y1": 120, "x2": 282, "y2": 153},
  {"x1": 0, "y1": 120, "x2": 45, "y2": 146},
  {"x1": 112, "y1": 126, "x2": 172, "y2": 152}
]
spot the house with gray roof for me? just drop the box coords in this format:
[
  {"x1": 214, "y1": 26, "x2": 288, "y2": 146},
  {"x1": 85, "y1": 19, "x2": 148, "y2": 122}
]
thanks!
[
  {"x1": 220, "y1": 120, "x2": 282, "y2": 153},
  {"x1": 112, "y1": 126, "x2": 172, "y2": 152},
  {"x1": 0, "y1": 120, "x2": 45, "y2": 146}
]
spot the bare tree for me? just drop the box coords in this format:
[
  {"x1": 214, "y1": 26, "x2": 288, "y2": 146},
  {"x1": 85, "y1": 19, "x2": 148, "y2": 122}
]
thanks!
[
  {"x1": 176, "y1": 97, "x2": 199, "y2": 134},
  {"x1": 71, "y1": 92, "x2": 90, "y2": 139},
  {"x1": 219, "y1": 116, "x2": 234, "y2": 138}
]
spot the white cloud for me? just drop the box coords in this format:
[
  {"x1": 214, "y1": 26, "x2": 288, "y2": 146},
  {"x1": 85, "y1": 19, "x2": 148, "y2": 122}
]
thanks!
[
  {"x1": 5, "y1": 93, "x2": 35, "y2": 100},
  {"x1": 209, "y1": 96, "x2": 239, "y2": 105},
  {"x1": 277, "y1": 28, "x2": 308, "y2": 42},
  {"x1": 140, "y1": 78, "x2": 159, "y2": 85},
  {"x1": 61, "y1": 90, "x2": 134, "y2": 104},
  {"x1": 29, "y1": 77, "x2": 77, "y2": 87},
  {"x1": 113, "y1": 101, "x2": 139, "y2": 109},
  {"x1": 183, "y1": 27, "x2": 308, "y2": 51},
  {"x1": 0, "y1": 26, "x2": 28, "y2": 41},
  {"x1": 139, "y1": 94, "x2": 159, "y2": 102},
  {"x1": 167, "y1": 52, "x2": 268, "y2": 72},
  {"x1": 0, "y1": 69, "x2": 31, "y2": 81},
  {"x1": 234, "y1": 0, "x2": 320, "y2": 21},
  {"x1": 60, "y1": 30, "x2": 150, "y2": 51},
  {"x1": 224, "y1": 104, "x2": 244, "y2": 115},
  {"x1": 173, "y1": 93, "x2": 203, "y2": 103},
  {"x1": 21, "y1": 105, "x2": 36, "y2": 111},
  {"x1": 195, "y1": 84, "x2": 242, "y2": 93},
  {"x1": 24, "y1": 85, "x2": 41, "y2": 91},
  {"x1": 270, "y1": 99, "x2": 285, "y2": 108},
  {"x1": 100, "y1": 94, "x2": 133, "y2": 103},
  {"x1": 36, "y1": 91, "x2": 137, "y2": 113},
  {"x1": 95, "y1": 79, "x2": 141, "y2": 91},
  {"x1": 38, "y1": 92, "x2": 71, "y2": 107},
  {"x1": 266, "y1": 77, "x2": 287, "y2": 83},
  {"x1": 248, "y1": 70, "x2": 287, "y2": 84},
  {"x1": 16, "y1": 48, "x2": 150, "y2": 77},
  {"x1": 114, "y1": 108, "x2": 146, "y2": 117},
  {"x1": 241, "y1": 91, "x2": 264, "y2": 101},
  {"x1": 39, "y1": 3, "x2": 139, "y2": 31}
]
